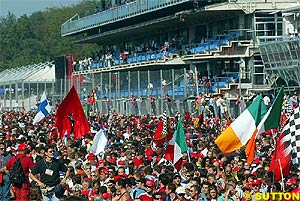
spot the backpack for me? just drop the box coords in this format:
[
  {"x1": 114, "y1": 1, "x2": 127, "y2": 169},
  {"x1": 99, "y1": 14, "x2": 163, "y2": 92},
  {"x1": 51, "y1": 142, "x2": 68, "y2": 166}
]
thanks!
[{"x1": 9, "y1": 156, "x2": 26, "y2": 186}]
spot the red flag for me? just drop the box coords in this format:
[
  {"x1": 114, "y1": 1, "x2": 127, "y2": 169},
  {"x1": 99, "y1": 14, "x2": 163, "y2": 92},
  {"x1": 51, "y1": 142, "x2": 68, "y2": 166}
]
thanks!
[
  {"x1": 55, "y1": 86, "x2": 90, "y2": 140},
  {"x1": 153, "y1": 120, "x2": 166, "y2": 145},
  {"x1": 269, "y1": 107, "x2": 300, "y2": 181},
  {"x1": 269, "y1": 132, "x2": 291, "y2": 182}
]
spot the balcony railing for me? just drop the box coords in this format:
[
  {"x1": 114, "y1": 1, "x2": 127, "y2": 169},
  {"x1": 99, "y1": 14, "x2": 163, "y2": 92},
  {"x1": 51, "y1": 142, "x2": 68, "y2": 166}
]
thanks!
[{"x1": 61, "y1": 0, "x2": 191, "y2": 36}]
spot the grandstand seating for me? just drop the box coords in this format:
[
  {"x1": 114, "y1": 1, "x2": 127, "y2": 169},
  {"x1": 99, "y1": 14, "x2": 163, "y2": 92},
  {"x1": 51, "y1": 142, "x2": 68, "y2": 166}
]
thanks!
[{"x1": 89, "y1": 32, "x2": 237, "y2": 71}]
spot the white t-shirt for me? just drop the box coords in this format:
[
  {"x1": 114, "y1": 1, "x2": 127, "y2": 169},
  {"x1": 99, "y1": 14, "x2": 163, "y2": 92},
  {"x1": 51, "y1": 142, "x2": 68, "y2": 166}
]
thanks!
[{"x1": 263, "y1": 96, "x2": 270, "y2": 106}]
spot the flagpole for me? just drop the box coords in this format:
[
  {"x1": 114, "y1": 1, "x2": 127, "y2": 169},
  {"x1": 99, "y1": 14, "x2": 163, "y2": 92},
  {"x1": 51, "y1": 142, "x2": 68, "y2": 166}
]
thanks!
[
  {"x1": 186, "y1": 150, "x2": 191, "y2": 163},
  {"x1": 277, "y1": 151, "x2": 285, "y2": 192},
  {"x1": 272, "y1": 129, "x2": 285, "y2": 192}
]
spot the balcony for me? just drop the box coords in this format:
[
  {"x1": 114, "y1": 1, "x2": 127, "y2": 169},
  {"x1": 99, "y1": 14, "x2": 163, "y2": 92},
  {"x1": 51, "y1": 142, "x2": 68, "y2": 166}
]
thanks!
[{"x1": 61, "y1": 0, "x2": 192, "y2": 37}]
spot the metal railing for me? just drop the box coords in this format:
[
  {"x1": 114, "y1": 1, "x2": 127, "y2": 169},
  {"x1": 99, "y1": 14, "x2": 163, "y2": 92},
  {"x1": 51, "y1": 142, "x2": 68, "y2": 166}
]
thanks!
[{"x1": 61, "y1": 0, "x2": 190, "y2": 36}]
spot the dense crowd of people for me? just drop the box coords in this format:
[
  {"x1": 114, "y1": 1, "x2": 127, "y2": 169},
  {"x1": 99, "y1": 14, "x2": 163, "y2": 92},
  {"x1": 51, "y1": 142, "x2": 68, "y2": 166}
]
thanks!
[{"x1": 0, "y1": 92, "x2": 299, "y2": 201}]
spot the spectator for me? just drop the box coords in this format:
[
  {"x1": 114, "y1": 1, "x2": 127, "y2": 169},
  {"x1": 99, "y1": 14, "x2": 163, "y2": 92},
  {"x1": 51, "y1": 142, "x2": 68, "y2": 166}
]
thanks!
[
  {"x1": 152, "y1": 191, "x2": 164, "y2": 201},
  {"x1": 4, "y1": 143, "x2": 34, "y2": 201},
  {"x1": 148, "y1": 82, "x2": 153, "y2": 95},
  {"x1": 165, "y1": 182, "x2": 177, "y2": 201},
  {"x1": 131, "y1": 95, "x2": 138, "y2": 115},
  {"x1": 131, "y1": 177, "x2": 146, "y2": 199},
  {"x1": 0, "y1": 141, "x2": 12, "y2": 200},
  {"x1": 112, "y1": 178, "x2": 130, "y2": 201},
  {"x1": 29, "y1": 144, "x2": 70, "y2": 200},
  {"x1": 138, "y1": 180, "x2": 155, "y2": 200}
]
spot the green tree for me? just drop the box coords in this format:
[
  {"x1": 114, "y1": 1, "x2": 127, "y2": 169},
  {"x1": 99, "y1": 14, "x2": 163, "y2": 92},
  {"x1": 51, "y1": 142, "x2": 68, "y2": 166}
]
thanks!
[{"x1": 0, "y1": 0, "x2": 99, "y2": 71}]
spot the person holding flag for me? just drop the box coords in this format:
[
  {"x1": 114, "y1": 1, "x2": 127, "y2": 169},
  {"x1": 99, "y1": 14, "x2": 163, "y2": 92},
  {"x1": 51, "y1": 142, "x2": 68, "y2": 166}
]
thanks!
[
  {"x1": 165, "y1": 116, "x2": 188, "y2": 172},
  {"x1": 55, "y1": 86, "x2": 90, "y2": 140},
  {"x1": 215, "y1": 87, "x2": 284, "y2": 165}
]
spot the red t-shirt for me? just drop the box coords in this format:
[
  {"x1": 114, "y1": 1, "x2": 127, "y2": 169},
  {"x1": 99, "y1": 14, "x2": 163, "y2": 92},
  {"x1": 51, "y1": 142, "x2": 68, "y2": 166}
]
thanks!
[
  {"x1": 139, "y1": 193, "x2": 152, "y2": 201},
  {"x1": 133, "y1": 157, "x2": 143, "y2": 169},
  {"x1": 82, "y1": 188, "x2": 93, "y2": 197},
  {"x1": 6, "y1": 154, "x2": 35, "y2": 182}
]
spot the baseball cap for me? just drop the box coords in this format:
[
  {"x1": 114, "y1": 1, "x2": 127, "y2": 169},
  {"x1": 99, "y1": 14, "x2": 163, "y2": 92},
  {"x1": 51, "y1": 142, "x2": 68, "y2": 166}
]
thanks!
[
  {"x1": 251, "y1": 179, "x2": 261, "y2": 185},
  {"x1": 145, "y1": 180, "x2": 155, "y2": 187},
  {"x1": 87, "y1": 153, "x2": 95, "y2": 161},
  {"x1": 227, "y1": 180, "x2": 236, "y2": 187},
  {"x1": 102, "y1": 192, "x2": 111, "y2": 199},
  {"x1": 286, "y1": 178, "x2": 296, "y2": 185},
  {"x1": 176, "y1": 186, "x2": 185, "y2": 194},
  {"x1": 18, "y1": 143, "x2": 28, "y2": 151},
  {"x1": 173, "y1": 173, "x2": 181, "y2": 179},
  {"x1": 118, "y1": 160, "x2": 125, "y2": 166},
  {"x1": 184, "y1": 183, "x2": 193, "y2": 190},
  {"x1": 100, "y1": 168, "x2": 108, "y2": 175}
]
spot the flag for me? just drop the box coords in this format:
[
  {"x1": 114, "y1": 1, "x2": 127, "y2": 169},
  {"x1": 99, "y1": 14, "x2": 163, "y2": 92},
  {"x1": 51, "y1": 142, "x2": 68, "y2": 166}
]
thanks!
[
  {"x1": 153, "y1": 111, "x2": 167, "y2": 145},
  {"x1": 153, "y1": 120, "x2": 166, "y2": 145},
  {"x1": 245, "y1": 87, "x2": 284, "y2": 164},
  {"x1": 162, "y1": 110, "x2": 168, "y2": 136},
  {"x1": 269, "y1": 106, "x2": 300, "y2": 181},
  {"x1": 89, "y1": 129, "x2": 108, "y2": 155},
  {"x1": 33, "y1": 92, "x2": 51, "y2": 124},
  {"x1": 55, "y1": 86, "x2": 90, "y2": 140},
  {"x1": 165, "y1": 118, "x2": 188, "y2": 171},
  {"x1": 215, "y1": 94, "x2": 267, "y2": 154}
]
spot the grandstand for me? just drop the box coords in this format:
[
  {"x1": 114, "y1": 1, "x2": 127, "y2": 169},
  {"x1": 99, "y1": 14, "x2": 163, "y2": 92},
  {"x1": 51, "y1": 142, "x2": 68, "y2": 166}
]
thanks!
[{"x1": 59, "y1": 0, "x2": 299, "y2": 115}]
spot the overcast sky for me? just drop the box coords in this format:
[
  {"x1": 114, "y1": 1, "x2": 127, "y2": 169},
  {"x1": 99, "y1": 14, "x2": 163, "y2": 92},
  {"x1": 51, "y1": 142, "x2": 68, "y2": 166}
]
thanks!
[{"x1": 0, "y1": 0, "x2": 82, "y2": 18}]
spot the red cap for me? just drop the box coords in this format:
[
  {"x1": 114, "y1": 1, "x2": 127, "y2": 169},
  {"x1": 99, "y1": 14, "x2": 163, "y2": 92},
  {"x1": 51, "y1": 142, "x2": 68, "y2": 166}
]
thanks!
[
  {"x1": 18, "y1": 143, "x2": 28, "y2": 151},
  {"x1": 100, "y1": 168, "x2": 108, "y2": 175},
  {"x1": 102, "y1": 192, "x2": 111, "y2": 199},
  {"x1": 287, "y1": 178, "x2": 297, "y2": 185},
  {"x1": 191, "y1": 152, "x2": 204, "y2": 159},
  {"x1": 99, "y1": 159, "x2": 106, "y2": 163},
  {"x1": 233, "y1": 166, "x2": 239, "y2": 172},
  {"x1": 254, "y1": 158, "x2": 260, "y2": 164},
  {"x1": 251, "y1": 179, "x2": 261, "y2": 185},
  {"x1": 87, "y1": 153, "x2": 95, "y2": 161},
  {"x1": 114, "y1": 175, "x2": 126, "y2": 182},
  {"x1": 118, "y1": 160, "x2": 125, "y2": 166},
  {"x1": 84, "y1": 177, "x2": 92, "y2": 182},
  {"x1": 145, "y1": 180, "x2": 155, "y2": 187}
]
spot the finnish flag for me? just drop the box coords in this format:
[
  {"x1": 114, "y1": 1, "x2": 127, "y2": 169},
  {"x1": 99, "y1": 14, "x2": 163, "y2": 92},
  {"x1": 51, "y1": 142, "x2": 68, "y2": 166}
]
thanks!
[{"x1": 33, "y1": 92, "x2": 51, "y2": 124}]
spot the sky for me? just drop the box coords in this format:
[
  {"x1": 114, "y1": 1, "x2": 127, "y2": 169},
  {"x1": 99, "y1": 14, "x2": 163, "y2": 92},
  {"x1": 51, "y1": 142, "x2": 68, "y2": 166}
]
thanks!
[{"x1": 0, "y1": 0, "x2": 82, "y2": 18}]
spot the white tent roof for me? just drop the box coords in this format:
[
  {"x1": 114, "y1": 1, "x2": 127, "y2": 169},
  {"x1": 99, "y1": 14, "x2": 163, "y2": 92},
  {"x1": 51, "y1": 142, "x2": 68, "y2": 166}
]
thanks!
[{"x1": 0, "y1": 61, "x2": 55, "y2": 84}]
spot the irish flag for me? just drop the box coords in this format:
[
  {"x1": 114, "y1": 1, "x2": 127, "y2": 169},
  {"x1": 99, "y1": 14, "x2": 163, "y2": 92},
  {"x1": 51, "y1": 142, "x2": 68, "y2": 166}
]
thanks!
[
  {"x1": 245, "y1": 87, "x2": 284, "y2": 164},
  {"x1": 165, "y1": 118, "x2": 188, "y2": 171},
  {"x1": 215, "y1": 94, "x2": 267, "y2": 154}
]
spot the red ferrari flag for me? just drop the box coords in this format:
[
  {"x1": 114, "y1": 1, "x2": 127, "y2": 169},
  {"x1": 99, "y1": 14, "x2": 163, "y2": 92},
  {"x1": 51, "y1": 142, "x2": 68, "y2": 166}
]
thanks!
[
  {"x1": 55, "y1": 86, "x2": 90, "y2": 140},
  {"x1": 269, "y1": 106, "x2": 300, "y2": 181}
]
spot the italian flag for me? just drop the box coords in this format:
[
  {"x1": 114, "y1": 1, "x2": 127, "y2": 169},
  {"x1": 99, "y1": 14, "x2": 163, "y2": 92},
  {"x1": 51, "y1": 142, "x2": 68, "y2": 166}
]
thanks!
[
  {"x1": 215, "y1": 94, "x2": 267, "y2": 155},
  {"x1": 245, "y1": 87, "x2": 284, "y2": 164},
  {"x1": 165, "y1": 118, "x2": 188, "y2": 171}
]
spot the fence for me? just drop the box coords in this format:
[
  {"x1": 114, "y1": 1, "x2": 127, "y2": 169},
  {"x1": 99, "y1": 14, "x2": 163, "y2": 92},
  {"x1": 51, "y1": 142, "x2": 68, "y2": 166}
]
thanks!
[{"x1": 0, "y1": 67, "x2": 241, "y2": 118}]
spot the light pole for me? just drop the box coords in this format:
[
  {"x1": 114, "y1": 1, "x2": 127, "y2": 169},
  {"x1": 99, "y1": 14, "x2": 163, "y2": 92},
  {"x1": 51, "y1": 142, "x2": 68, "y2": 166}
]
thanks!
[{"x1": 234, "y1": 60, "x2": 243, "y2": 96}]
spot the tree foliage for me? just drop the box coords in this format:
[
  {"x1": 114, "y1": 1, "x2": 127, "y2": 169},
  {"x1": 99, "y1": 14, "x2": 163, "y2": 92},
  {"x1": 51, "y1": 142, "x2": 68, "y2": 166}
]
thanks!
[{"x1": 0, "y1": 0, "x2": 99, "y2": 71}]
